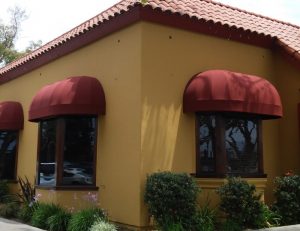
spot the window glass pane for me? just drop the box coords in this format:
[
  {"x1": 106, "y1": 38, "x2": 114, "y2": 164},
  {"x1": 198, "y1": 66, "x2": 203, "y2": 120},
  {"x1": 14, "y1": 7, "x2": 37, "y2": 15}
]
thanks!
[
  {"x1": 62, "y1": 117, "x2": 96, "y2": 185},
  {"x1": 39, "y1": 120, "x2": 56, "y2": 186},
  {"x1": 0, "y1": 131, "x2": 17, "y2": 180},
  {"x1": 198, "y1": 115, "x2": 216, "y2": 173},
  {"x1": 225, "y1": 118, "x2": 258, "y2": 174}
]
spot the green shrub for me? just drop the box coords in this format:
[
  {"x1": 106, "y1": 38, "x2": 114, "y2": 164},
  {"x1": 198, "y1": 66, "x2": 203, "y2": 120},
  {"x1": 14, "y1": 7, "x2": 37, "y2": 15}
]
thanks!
[
  {"x1": 216, "y1": 177, "x2": 265, "y2": 229},
  {"x1": 193, "y1": 203, "x2": 216, "y2": 231},
  {"x1": 144, "y1": 172, "x2": 200, "y2": 230},
  {"x1": 90, "y1": 219, "x2": 118, "y2": 231},
  {"x1": 31, "y1": 203, "x2": 62, "y2": 229},
  {"x1": 47, "y1": 207, "x2": 71, "y2": 231},
  {"x1": 0, "y1": 180, "x2": 9, "y2": 203},
  {"x1": 272, "y1": 174, "x2": 300, "y2": 225},
  {"x1": 18, "y1": 202, "x2": 38, "y2": 223},
  {"x1": 220, "y1": 219, "x2": 242, "y2": 231},
  {"x1": 0, "y1": 200, "x2": 20, "y2": 218},
  {"x1": 67, "y1": 207, "x2": 106, "y2": 231}
]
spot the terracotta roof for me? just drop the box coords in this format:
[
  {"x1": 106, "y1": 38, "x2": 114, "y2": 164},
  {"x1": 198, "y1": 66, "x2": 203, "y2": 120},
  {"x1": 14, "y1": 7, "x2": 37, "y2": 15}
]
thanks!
[{"x1": 1, "y1": 0, "x2": 300, "y2": 81}]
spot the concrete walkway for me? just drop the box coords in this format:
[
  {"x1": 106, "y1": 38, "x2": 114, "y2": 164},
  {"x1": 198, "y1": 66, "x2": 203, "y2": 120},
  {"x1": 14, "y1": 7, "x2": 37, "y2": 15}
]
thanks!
[
  {"x1": 259, "y1": 225, "x2": 300, "y2": 230},
  {"x1": 0, "y1": 218, "x2": 44, "y2": 230}
]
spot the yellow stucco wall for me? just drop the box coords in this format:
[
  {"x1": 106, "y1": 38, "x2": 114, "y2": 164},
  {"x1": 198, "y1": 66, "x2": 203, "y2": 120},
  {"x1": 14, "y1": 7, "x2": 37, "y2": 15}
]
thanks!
[
  {"x1": 0, "y1": 23, "x2": 142, "y2": 226},
  {"x1": 274, "y1": 55, "x2": 300, "y2": 175},
  {"x1": 0, "y1": 20, "x2": 298, "y2": 229},
  {"x1": 140, "y1": 21, "x2": 282, "y2": 224}
]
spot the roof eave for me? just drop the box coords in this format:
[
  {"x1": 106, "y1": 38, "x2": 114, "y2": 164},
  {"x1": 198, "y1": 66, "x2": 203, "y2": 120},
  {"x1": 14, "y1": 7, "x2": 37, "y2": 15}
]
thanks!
[{"x1": 0, "y1": 4, "x2": 277, "y2": 84}]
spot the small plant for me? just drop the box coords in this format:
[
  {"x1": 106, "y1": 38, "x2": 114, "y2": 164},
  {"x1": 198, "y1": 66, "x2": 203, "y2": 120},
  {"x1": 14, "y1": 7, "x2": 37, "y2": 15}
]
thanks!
[
  {"x1": 220, "y1": 219, "x2": 242, "y2": 231},
  {"x1": 193, "y1": 202, "x2": 216, "y2": 231},
  {"x1": 0, "y1": 200, "x2": 20, "y2": 218},
  {"x1": 47, "y1": 207, "x2": 72, "y2": 231},
  {"x1": 216, "y1": 177, "x2": 265, "y2": 229},
  {"x1": 272, "y1": 174, "x2": 300, "y2": 225},
  {"x1": 90, "y1": 219, "x2": 118, "y2": 231},
  {"x1": 67, "y1": 207, "x2": 106, "y2": 231},
  {"x1": 144, "y1": 172, "x2": 200, "y2": 230},
  {"x1": 0, "y1": 180, "x2": 9, "y2": 202},
  {"x1": 18, "y1": 202, "x2": 39, "y2": 223},
  {"x1": 31, "y1": 203, "x2": 62, "y2": 229},
  {"x1": 17, "y1": 176, "x2": 35, "y2": 204}
]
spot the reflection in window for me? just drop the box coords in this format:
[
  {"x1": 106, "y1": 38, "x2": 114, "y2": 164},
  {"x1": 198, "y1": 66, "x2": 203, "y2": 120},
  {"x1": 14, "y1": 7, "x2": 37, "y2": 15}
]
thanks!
[
  {"x1": 0, "y1": 131, "x2": 18, "y2": 180},
  {"x1": 198, "y1": 115, "x2": 216, "y2": 173},
  {"x1": 63, "y1": 118, "x2": 96, "y2": 185},
  {"x1": 196, "y1": 114, "x2": 262, "y2": 177},
  {"x1": 39, "y1": 120, "x2": 56, "y2": 186},
  {"x1": 37, "y1": 117, "x2": 97, "y2": 187},
  {"x1": 225, "y1": 118, "x2": 258, "y2": 174}
]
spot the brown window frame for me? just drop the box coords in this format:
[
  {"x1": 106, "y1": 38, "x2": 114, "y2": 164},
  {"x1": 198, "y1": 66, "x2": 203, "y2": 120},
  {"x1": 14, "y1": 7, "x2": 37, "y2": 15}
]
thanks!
[
  {"x1": 36, "y1": 116, "x2": 98, "y2": 190},
  {"x1": 195, "y1": 113, "x2": 265, "y2": 178}
]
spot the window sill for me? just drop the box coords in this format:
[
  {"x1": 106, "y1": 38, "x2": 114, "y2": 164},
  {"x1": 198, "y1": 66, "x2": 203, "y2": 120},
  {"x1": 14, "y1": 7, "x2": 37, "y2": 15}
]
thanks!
[
  {"x1": 192, "y1": 176, "x2": 268, "y2": 190},
  {"x1": 35, "y1": 185, "x2": 99, "y2": 191},
  {"x1": 191, "y1": 173, "x2": 267, "y2": 178}
]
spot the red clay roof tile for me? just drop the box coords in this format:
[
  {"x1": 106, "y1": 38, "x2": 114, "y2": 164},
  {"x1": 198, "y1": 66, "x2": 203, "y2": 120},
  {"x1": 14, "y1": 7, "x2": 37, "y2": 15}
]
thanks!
[{"x1": 1, "y1": 0, "x2": 300, "y2": 78}]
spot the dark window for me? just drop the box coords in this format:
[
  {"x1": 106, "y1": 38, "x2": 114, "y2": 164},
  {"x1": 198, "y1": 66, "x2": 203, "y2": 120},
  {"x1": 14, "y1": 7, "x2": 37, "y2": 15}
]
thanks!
[
  {"x1": 0, "y1": 131, "x2": 18, "y2": 180},
  {"x1": 37, "y1": 117, "x2": 97, "y2": 187},
  {"x1": 196, "y1": 114, "x2": 263, "y2": 177}
]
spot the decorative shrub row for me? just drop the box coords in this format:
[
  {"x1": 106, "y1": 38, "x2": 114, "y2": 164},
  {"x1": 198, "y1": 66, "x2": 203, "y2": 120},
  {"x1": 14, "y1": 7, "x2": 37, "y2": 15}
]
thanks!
[
  {"x1": 144, "y1": 172, "x2": 299, "y2": 231},
  {"x1": 0, "y1": 178, "x2": 117, "y2": 231}
]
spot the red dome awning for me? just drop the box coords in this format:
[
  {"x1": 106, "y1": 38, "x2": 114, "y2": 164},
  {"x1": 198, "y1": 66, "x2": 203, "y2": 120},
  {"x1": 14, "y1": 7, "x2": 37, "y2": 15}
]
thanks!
[
  {"x1": 183, "y1": 70, "x2": 282, "y2": 119},
  {"x1": 0, "y1": 101, "x2": 23, "y2": 130},
  {"x1": 29, "y1": 76, "x2": 105, "y2": 122}
]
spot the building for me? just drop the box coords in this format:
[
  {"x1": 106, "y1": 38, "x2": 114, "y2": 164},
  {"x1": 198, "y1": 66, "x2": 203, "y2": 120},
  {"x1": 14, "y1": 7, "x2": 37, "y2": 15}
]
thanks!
[{"x1": 0, "y1": 0, "x2": 299, "y2": 229}]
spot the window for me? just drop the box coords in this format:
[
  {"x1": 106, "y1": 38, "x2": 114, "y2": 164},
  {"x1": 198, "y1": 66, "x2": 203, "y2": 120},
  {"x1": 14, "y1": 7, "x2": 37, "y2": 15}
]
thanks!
[
  {"x1": 37, "y1": 116, "x2": 97, "y2": 187},
  {"x1": 196, "y1": 113, "x2": 263, "y2": 177},
  {"x1": 0, "y1": 131, "x2": 18, "y2": 180}
]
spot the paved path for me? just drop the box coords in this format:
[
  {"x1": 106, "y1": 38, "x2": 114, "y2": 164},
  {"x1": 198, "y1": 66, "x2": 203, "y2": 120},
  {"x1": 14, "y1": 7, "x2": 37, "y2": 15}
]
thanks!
[
  {"x1": 260, "y1": 225, "x2": 300, "y2": 230},
  {"x1": 0, "y1": 218, "x2": 44, "y2": 231}
]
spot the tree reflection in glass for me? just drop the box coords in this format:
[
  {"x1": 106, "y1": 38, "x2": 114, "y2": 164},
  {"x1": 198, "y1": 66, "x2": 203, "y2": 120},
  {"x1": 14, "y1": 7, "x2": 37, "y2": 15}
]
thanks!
[
  {"x1": 225, "y1": 118, "x2": 258, "y2": 174},
  {"x1": 198, "y1": 115, "x2": 216, "y2": 173},
  {"x1": 39, "y1": 120, "x2": 56, "y2": 186}
]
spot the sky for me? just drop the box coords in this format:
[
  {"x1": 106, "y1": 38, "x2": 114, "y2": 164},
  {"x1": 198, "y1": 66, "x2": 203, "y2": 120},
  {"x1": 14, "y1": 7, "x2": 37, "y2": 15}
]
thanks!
[{"x1": 0, "y1": 0, "x2": 300, "y2": 51}]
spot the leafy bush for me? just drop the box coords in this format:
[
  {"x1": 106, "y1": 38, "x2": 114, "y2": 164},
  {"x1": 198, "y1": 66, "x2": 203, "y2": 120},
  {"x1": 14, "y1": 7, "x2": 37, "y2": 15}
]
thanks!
[
  {"x1": 67, "y1": 207, "x2": 106, "y2": 231},
  {"x1": 90, "y1": 219, "x2": 118, "y2": 231},
  {"x1": 31, "y1": 203, "x2": 62, "y2": 229},
  {"x1": 47, "y1": 207, "x2": 72, "y2": 231},
  {"x1": 0, "y1": 200, "x2": 20, "y2": 218},
  {"x1": 144, "y1": 172, "x2": 200, "y2": 230},
  {"x1": 0, "y1": 180, "x2": 9, "y2": 203},
  {"x1": 220, "y1": 219, "x2": 242, "y2": 231},
  {"x1": 216, "y1": 177, "x2": 265, "y2": 229},
  {"x1": 193, "y1": 202, "x2": 216, "y2": 231},
  {"x1": 18, "y1": 202, "x2": 38, "y2": 223},
  {"x1": 272, "y1": 174, "x2": 300, "y2": 225}
]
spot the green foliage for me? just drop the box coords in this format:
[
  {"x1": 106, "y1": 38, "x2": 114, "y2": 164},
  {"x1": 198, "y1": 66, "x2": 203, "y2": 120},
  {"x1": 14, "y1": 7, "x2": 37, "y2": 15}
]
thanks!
[
  {"x1": 216, "y1": 177, "x2": 265, "y2": 229},
  {"x1": 31, "y1": 203, "x2": 62, "y2": 229},
  {"x1": 90, "y1": 219, "x2": 118, "y2": 231},
  {"x1": 67, "y1": 207, "x2": 106, "y2": 231},
  {"x1": 18, "y1": 202, "x2": 38, "y2": 223},
  {"x1": 0, "y1": 200, "x2": 20, "y2": 218},
  {"x1": 261, "y1": 204, "x2": 281, "y2": 228},
  {"x1": 144, "y1": 172, "x2": 200, "y2": 230},
  {"x1": 193, "y1": 202, "x2": 216, "y2": 231},
  {"x1": 220, "y1": 219, "x2": 242, "y2": 231},
  {"x1": 272, "y1": 174, "x2": 300, "y2": 225},
  {"x1": 47, "y1": 207, "x2": 72, "y2": 231},
  {"x1": 0, "y1": 180, "x2": 9, "y2": 203}
]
